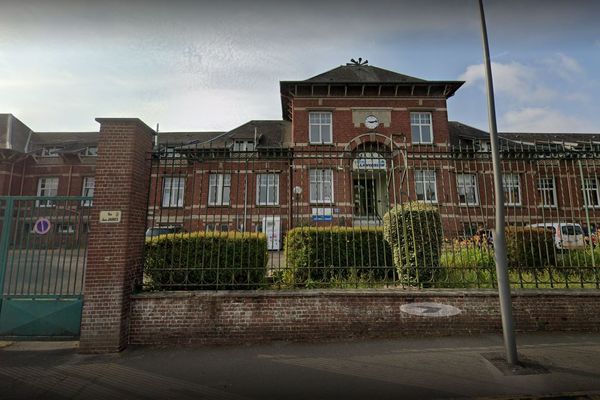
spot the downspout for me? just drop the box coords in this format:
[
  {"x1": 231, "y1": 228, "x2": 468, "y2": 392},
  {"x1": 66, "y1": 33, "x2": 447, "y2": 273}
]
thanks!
[
  {"x1": 8, "y1": 163, "x2": 14, "y2": 195},
  {"x1": 67, "y1": 165, "x2": 73, "y2": 196},
  {"x1": 19, "y1": 159, "x2": 25, "y2": 195}
]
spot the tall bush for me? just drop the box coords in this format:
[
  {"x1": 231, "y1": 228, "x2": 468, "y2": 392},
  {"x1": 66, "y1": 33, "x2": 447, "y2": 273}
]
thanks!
[
  {"x1": 283, "y1": 227, "x2": 393, "y2": 287},
  {"x1": 505, "y1": 227, "x2": 555, "y2": 271},
  {"x1": 144, "y1": 231, "x2": 268, "y2": 290},
  {"x1": 383, "y1": 202, "x2": 443, "y2": 286}
]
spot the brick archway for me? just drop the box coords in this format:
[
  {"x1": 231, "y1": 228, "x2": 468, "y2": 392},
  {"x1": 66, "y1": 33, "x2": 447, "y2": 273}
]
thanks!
[{"x1": 343, "y1": 133, "x2": 398, "y2": 153}]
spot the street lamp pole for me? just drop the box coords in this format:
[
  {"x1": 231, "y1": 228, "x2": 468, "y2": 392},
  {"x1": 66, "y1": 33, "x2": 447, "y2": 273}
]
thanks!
[{"x1": 477, "y1": 0, "x2": 519, "y2": 365}]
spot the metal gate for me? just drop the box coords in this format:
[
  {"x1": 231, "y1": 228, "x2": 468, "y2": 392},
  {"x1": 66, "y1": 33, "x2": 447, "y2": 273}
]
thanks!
[{"x1": 0, "y1": 196, "x2": 91, "y2": 338}]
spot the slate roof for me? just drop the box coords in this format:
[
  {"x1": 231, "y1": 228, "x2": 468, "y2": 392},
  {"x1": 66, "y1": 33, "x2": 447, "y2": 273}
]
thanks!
[
  {"x1": 448, "y1": 121, "x2": 600, "y2": 146},
  {"x1": 448, "y1": 121, "x2": 489, "y2": 141},
  {"x1": 304, "y1": 64, "x2": 427, "y2": 83},
  {"x1": 226, "y1": 120, "x2": 291, "y2": 147},
  {"x1": 498, "y1": 132, "x2": 600, "y2": 144},
  {"x1": 174, "y1": 120, "x2": 291, "y2": 150},
  {"x1": 30, "y1": 132, "x2": 98, "y2": 148}
]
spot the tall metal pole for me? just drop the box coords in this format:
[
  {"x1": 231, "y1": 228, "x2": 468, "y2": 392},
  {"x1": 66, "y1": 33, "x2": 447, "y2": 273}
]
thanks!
[{"x1": 477, "y1": 0, "x2": 519, "y2": 365}]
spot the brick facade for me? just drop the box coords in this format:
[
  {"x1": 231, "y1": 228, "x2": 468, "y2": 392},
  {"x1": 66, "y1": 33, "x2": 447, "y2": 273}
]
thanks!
[
  {"x1": 79, "y1": 118, "x2": 154, "y2": 353},
  {"x1": 2, "y1": 64, "x2": 600, "y2": 351},
  {"x1": 128, "y1": 289, "x2": 600, "y2": 345}
]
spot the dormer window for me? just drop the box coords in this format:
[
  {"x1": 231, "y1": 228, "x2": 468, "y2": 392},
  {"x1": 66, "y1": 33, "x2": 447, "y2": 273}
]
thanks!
[
  {"x1": 40, "y1": 147, "x2": 62, "y2": 157},
  {"x1": 232, "y1": 140, "x2": 255, "y2": 152},
  {"x1": 84, "y1": 146, "x2": 98, "y2": 156}
]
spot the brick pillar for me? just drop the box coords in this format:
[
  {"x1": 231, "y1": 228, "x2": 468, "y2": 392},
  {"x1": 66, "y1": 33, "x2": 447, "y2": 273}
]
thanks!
[{"x1": 79, "y1": 118, "x2": 154, "y2": 353}]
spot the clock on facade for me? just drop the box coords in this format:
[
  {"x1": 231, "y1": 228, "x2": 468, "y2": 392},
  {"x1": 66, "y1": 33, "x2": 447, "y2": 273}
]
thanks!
[{"x1": 364, "y1": 115, "x2": 379, "y2": 129}]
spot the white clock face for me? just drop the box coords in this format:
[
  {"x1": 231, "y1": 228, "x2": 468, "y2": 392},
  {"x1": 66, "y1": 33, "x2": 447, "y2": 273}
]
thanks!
[{"x1": 365, "y1": 115, "x2": 379, "y2": 129}]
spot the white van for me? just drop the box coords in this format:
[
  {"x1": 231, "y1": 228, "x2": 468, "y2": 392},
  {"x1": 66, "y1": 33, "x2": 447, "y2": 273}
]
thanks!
[{"x1": 527, "y1": 223, "x2": 585, "y2": 250}]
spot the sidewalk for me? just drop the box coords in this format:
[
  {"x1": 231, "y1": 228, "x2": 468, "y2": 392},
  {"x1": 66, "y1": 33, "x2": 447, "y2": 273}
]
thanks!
[{"x1": 1, "y1": 333, "x2": 600, "y2": 399}]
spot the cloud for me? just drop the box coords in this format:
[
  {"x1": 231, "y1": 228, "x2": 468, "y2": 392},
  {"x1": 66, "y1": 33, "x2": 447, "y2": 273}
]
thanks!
[
  {"x1": 459, "y1": 62, "x2": 556, "y2": 103},
  {"x1": 565, "y1": 92, "x2": 591, "y2": 103},
  {"x1": 501, "y1": 107, "x2": 595, "y2": 133},
  {"x1": 542, "y1": 53, "x2": 583, "y2": 82}
]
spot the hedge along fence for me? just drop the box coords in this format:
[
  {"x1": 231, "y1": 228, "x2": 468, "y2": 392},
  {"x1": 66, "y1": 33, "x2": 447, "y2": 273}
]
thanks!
[
  {"x1": 144, "y1": 231, "x2": 268, "y2": 290},
  {"x1": 283, "y1": 227, "x2": 394, "y2": 287},
  {"x1": 505, "y1": 226, "x2": 556, "y2": 271},
  {"x1": 383, "y1": 202, "x2": 443, "y2": 287}
]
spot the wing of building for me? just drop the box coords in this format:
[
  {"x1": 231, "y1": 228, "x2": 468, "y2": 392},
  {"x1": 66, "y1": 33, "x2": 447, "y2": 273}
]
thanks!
[{"x1": 2, "y1": 61, "x2": 599, "y2": 240}]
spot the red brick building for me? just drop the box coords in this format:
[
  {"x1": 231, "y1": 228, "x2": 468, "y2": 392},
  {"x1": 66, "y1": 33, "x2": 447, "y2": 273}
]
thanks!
[{"x1": 2, "y1": 61, "x2": 600, "y2": 247}]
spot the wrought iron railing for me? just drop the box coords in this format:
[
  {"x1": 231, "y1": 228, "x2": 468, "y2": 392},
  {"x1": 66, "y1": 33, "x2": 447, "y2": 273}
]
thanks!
[
  {"x1": 0, "y1": 196, "x2": 92, "y2": 297},
  {"x1": 143, "y1": 140, "x2": 600, "y2": 290}
]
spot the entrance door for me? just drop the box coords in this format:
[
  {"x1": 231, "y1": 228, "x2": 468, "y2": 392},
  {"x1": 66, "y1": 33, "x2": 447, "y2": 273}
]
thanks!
[
  {"x1": 0, "y1": 196, "x2": 91, "y2": 338},
  {"x1": 263, "y1": 216, "x2": 281, "y2": 250},
  {"x1": 353, "y1": 178, "x2": 378, "y2": 218}
]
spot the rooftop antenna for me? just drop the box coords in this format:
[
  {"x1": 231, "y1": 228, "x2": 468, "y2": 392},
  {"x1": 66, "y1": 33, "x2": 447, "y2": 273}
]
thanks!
[{"x1": 348, "y1": 58, "x2": 368, "y2": 66}]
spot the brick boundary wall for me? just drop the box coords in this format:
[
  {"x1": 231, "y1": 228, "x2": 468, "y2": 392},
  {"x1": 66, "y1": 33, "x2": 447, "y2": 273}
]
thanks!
[{"x1": 128, "y1": 289, "x2": 600, "y2": 345}]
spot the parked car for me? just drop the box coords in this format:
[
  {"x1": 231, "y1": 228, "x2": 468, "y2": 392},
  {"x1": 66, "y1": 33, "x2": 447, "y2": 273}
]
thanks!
[
  {"x1": 527, "y1": 223, "x2": 585, "y2": 250},
  {"x1": 145, "y1": 226, "x2": 183, "y2": 238}
]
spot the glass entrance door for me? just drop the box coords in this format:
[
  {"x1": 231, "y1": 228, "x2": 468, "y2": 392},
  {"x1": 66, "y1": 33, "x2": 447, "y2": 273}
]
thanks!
[{"x1": 353, "y1": 177, "x2": 378, "y2": 218}]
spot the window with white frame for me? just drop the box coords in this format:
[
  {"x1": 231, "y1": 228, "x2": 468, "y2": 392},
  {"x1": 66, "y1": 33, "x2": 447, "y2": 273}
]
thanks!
[
  {"x1": 309, "y1": 169, "x2": 334, "y2": 203},
  {"x1": 456, "y1": 174, "x2": 478, "y2": 205},
  {"x1": 410, "y1": 112, "x2": 433, "y2": 144},
  {"x1": 162, "y1": 176, "x2": 185, "y2": 208},
  {"x1": 583, "y1": 177, "x2": 600, "y2": 207},
  {"x1": 37, "y1": 177, "x2": 59, "y2": 207},
  {"x1": 537, "y1": 178, "x2": 557, "y2": 207},
  {"x1": 309, "y1": 112, "x2": 332, "y2": 144},
  {"x1": 503, "y1": 174, "x2": 521, "y2": 206},
  {"x1": 208, "y1": 174, "x2": 231, "y2": 206},
  {"x1": 81, "y1": 177, "x2": 95, "y2": 207},
  {"x1": 256, "y1": 174, "x2": 279, "y2": 205},
  {"x1": 415, "y1": 170, "x2": 437, "y2": 203}
]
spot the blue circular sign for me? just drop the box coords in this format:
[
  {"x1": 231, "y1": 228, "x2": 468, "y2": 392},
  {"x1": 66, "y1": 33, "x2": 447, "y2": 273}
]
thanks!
[{"x1": 33, "y1": 218, "x2": 52, "y2": 235}]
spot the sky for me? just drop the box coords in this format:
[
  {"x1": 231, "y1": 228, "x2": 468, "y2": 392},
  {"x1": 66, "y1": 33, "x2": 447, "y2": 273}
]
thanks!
[{"x1": 1, "y1": 0, "x2": 599, "y2": 133}]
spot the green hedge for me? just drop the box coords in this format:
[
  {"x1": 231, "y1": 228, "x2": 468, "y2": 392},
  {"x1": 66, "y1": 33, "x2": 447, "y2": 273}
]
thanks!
[
  {"x1": 505, "y1": 227, "x2": 556, "y2": 271},
  {"x1": 283, "y1": 227, "x2": 394, "y2": 286},
  {"x1": 144, "y1": 231, "x2": 268, "y2": 290},
  {"x1": 383, "y1": 202, "x2": 443, "y2": 286}
]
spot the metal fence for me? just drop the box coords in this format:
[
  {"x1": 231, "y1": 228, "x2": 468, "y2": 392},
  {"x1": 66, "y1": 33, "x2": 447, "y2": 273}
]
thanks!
[
  {"x1": 143, "y1": 140, "x2": 600, "y2": 290},
  {"x1": 0, "y1": 196, "x2": 91, "y2": 297}
]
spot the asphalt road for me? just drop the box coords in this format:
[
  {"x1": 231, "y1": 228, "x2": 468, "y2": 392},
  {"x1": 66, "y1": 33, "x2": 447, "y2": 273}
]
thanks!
[
  {"x1": 1, "y1": 333, "x2": 600, "y2": 399},
  {"x1": 2, "y1": 249, "x2": 86, "y2": 295}
]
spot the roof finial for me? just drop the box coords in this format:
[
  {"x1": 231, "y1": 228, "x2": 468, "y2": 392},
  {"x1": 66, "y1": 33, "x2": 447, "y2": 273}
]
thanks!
[{"x1": 348, "y1": 58, "x2": 368, "y2": 66}]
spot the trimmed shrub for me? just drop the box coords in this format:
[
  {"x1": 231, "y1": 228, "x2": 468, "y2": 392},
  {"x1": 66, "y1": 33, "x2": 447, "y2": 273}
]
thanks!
[
  {"x1": 440, "y1": 246, "x2": 495, "y2": 269},
  {"x1": 439, "y1": 246, "x2": 497, "y2": 288},
  {"x1": 505, "y1": 227, "x2": 556, "y2": 271},
  {"x1": 383, "y1": 202, "x2": 443, "y2": 286},
  {"x1": 283, "y1": 227, "x2": 394, "y2": 287},
  {"x1": 144, "y1": 231, "x2": 268, "y2": 290}
]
